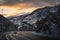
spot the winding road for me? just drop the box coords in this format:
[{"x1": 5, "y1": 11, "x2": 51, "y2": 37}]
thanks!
[{"x1": 2, "y1": 31, "x2": 59, "y2": 40}]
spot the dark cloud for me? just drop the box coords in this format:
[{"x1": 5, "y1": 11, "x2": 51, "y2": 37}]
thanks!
[
  {"x1": 0, "y1": 0, "x2": 60, "y2": 7},
  {"x1": 44, "y1": 0, "x2": 60, "y2": 5},
  {"x1": 0, "y1": 0, "x2": 20, "y2": 5}
]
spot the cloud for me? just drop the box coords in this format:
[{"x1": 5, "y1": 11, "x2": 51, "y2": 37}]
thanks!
[
  {"x1": 0, "y1": 0, "x2": 60, "y2": 7},
  {"x1": 0, "y1": 0, "x2": 59, "y2": 17}
]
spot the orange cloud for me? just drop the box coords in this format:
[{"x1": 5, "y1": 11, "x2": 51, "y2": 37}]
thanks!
[{"x1": 0, "y1": 3, "x2": 39, "y2": 17}]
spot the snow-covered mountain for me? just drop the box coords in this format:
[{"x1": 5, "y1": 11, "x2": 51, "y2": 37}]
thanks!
[{"x1": 7, "y1": 4, "x2": 60, "y2": 32}]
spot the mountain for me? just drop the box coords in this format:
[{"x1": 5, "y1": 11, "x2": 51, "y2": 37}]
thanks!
[
  {"x1": 0, "y1": 14, "x2": 16, "y2": 32},
  {"x1": 7, "y1": 13, "x2": 34, "y2": 31},
  {"x1": 7, "y1": 4, "x2": 60, "y2": 33},
  {"x1": 22, "y1": 4, "x2": 60, "y2": 34}
]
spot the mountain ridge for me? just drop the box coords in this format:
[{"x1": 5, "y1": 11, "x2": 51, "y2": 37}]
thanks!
[{"x1": 7, "y1": 4, "x2": 60, "y2": 32}]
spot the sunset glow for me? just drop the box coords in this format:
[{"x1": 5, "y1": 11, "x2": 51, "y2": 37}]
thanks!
[
  {"x1": 0, "y1": 0, "x2": 59, "y2": 17},
  {"x1": 0, "y1": 3, "x2": 38, "y2": 17}
]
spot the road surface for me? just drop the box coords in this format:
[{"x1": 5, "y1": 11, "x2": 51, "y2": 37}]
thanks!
[{"x1": 1, "y1": 31, "x2": 59, "y2": 40}]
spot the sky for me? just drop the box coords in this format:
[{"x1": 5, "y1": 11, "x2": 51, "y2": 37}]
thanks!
[{"x1": 0, "y1": 0, "x2": 60, "y2": 17}]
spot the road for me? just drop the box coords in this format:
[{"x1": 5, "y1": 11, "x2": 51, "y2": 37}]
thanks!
[{"x1": 2, "y1": 31, "x2": 59, "y2": 40}]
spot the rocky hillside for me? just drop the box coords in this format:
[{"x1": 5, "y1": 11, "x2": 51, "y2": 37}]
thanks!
[
  {"x1": 7, "y1": 4, "x2": 60, "y2": 32},
  {"x1": 0, "y1": 14, "x2": 16, "y2": 32}
]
